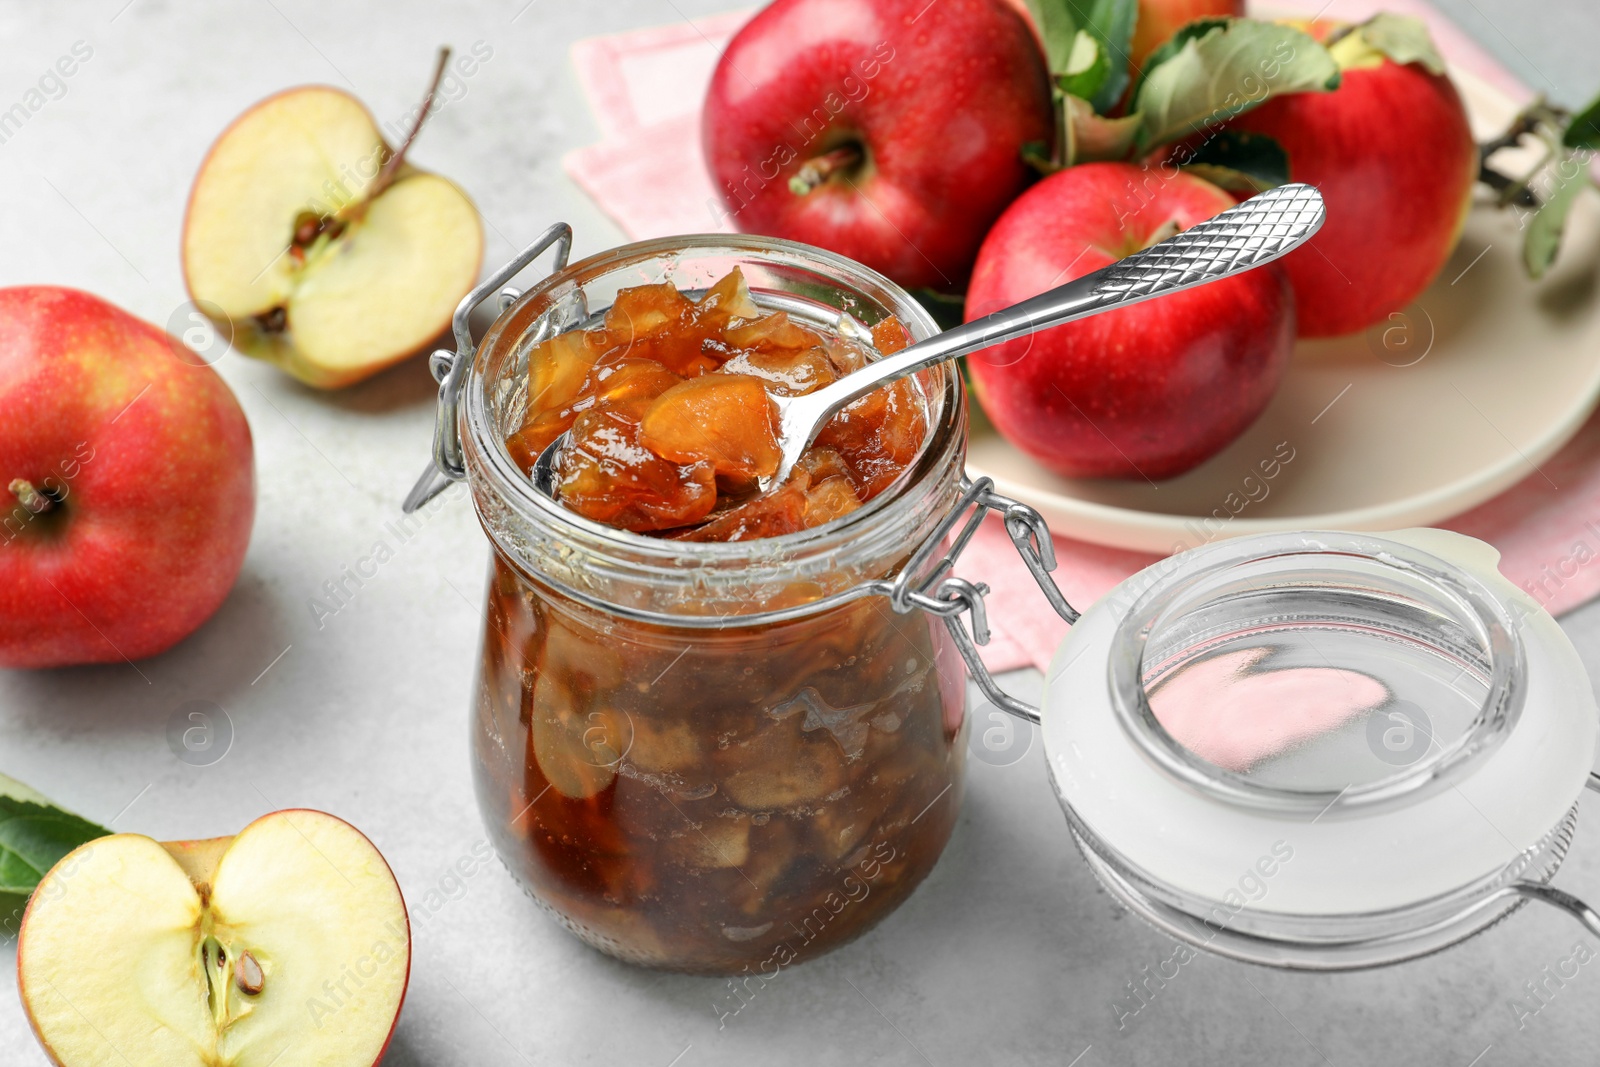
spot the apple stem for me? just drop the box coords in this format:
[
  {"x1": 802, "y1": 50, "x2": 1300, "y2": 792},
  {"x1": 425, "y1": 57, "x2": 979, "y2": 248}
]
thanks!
[
  {"x1": 1140, "y1": 219, "x2": 1182, "y2": 251},
  {"x1": 345, "y1": 46, "x2": 452, "y2": 222},
  {"x1": 789, "y1": 144, "x2": 863, "y2": 196},
  {"x1": 8, "y1": 479, "x2": 55, "y2": 515}
]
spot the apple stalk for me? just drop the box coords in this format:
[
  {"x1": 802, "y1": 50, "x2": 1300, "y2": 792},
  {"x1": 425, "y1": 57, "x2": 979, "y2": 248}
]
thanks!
[
  {"x1": 8, "y1": 478, "x2": 57, "y2": 515},
  {"x1": 292, "y1": 46, "x2": 453, "y2": 251},
  {"x1": 788, "y1": 144, "x2": 864, "y2": 196}
]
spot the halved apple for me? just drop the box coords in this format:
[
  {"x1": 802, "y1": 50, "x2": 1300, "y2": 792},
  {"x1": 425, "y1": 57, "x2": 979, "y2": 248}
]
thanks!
[
  {"x1": 182, "y1": 82, "x2": 483, "y2": 388},
  {"x1": 17, "y1": 809, "x2": 410, "y2": 1067}
]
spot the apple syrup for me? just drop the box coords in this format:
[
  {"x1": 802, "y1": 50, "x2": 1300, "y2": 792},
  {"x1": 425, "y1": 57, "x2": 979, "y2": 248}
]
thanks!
[
  {"x1": 477, "y1": 269, "x2": 963, "y2": 972},
  {"x1": 503, "y1": 267, "x2": 927, "y2": 539},
  {"x1": 473, "y1": 556, "x2": 967, "y2": 973}
]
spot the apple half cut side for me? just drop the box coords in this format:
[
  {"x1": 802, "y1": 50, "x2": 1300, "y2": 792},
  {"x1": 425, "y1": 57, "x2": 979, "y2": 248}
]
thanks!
[
  {"x1": 17, "y1": 809, "x2": 410, "y2": 1067},
  {"x1": 182, "y1": 85, "x2": 484, "y2": 389}
]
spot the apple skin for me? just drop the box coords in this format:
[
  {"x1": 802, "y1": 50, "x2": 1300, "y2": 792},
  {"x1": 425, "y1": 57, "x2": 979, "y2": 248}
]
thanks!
[
  {"x1": 0, "y1": 288, "x2": 254, "y2": 668},
  {"x1": 1225, "y1": 34, "x2": 1477, "y2": 337},
  {"x1": 702, "y1": 0, "x2": 1053, "y2": 290},
  {"x1": 1130, "y1": 0, "x2": 1245, "y2": 72},
  {"x1": 965, "y1": 162, "x2": 1294, "y2": 480}
]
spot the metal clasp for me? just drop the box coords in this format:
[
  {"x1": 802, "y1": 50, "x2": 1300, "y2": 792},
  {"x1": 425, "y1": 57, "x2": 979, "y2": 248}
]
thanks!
[
  {"x1": 403, "y1": 222, "x2": 574, "y2": 513},
  {"x1": 888, "y1": 476, "x2": 1079, "y2": 724}
]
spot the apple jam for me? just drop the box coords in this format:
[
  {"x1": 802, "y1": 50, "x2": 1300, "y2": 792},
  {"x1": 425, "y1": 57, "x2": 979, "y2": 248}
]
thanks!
[
  {"x1": 474, "y1": 560, "x2": 966, "y2": 972},
  {"x1": 465, "y1": 239, "x2": 968, "y2": 974},
  {"x1": 503, "y1": 268, "x2": 926, "y2": 539}
]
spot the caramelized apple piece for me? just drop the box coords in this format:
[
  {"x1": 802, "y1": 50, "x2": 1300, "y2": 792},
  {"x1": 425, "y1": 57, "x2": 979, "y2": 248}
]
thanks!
[
  {"x1": 605, "y1": 281, "x2": 718, "y2": 376},
  {"x1": 605, "y1": 281, "x2": 692, "y2": 338},
  {"x1": 638, "y1": 374, "x2": 781, "y2": 480},
  {"x1": 557, "y1": 399, "x2": 716, "y2": 531},
  {"x1": 587, "y1": 359, "x2": 683, "y2": 408},
  {"x1": 803, "y1": 474, "x2": 861, "y2": 526},
  {"x1": 720, "y1": 345, "x2": 837, "y2": 396},
  {"x1": 677, "y1": 478, "x2": 811, "y2": 542},
  {"x1": 507, "y1": 330, "x2": 612, "y2": 470},
  {"x1": 509, "y1": 357, "x2": 681, "y2": 472},
  {"x1": 815, "y1": 378, "x2": 927, "y2": 498},
  {"x1": 695, "y1": 266, "x2": 761, "y2": 331},
  {"x1": 724, "y1": 311, "x2": 825, "y2": 354},
  {"x1": 870, "y1": 315, "x2": 911, "y2": 355},
  {"x1": 798, "y1": 446, "x2": 853, "y2": 484}
]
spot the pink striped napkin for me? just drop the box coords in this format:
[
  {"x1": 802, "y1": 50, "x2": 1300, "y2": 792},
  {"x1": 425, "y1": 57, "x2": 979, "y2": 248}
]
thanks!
[{"x1": 563, "y1": 1, "x2": 1600, "y2": 672}]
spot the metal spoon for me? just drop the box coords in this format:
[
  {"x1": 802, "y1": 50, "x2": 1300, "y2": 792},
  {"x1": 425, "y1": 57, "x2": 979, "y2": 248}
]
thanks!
[{"x1": 531, "y1": 182, "x2": 1325, "y2": 502}]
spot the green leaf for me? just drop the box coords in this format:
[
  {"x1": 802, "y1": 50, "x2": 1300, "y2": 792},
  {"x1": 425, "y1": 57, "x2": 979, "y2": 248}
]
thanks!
[
  {"x1": 1076, "y1": 0, "x2": 1139, "y2": 113},
  {"x1": 1175, "y1": 129, "x2": 1289, "y2": 192},
  {"x1": 1132, "y1": 19, "x2": 1341, "y2": 153},
  {"x1": 0, "y1": 774, "x2": 110, "y2": 902},
  {"x1": 1355, "y1": 13, "x2": 1446, "y2": 75},
  {"x1": 1524, "y1": 152, "x2": 1590, "y2": 278},
  {"x1": 1564, "y1": 92, "x2": 1600, "y2": 149},
  {"x1": 1063, "y1": 94, "x2": 1142, "y2": 166},
  {"x1": 1128, "y1": 16, "x2": 1232, "y2": 103},
  {"x1": 1028, "y1": 0, "x2": 1138, "y2": 114},
  {"x1": 1026, "y1": 0, "x2": 1082, "y2": 91},
  {"x1": 1057, "y1": 30, "x2": 1109, "y2": 103}
]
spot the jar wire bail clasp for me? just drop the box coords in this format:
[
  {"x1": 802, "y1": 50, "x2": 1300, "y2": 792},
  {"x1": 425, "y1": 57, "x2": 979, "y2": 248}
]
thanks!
[
  {"x1": 1513, "y1": 772, "x2": 1600, "y2": 938},
  {"x1": 403, "y1": 221, "x2": 574, "y2": 513},
  {"x1": 888, "y1": 475, "x2": 1080, "y2": 725}
]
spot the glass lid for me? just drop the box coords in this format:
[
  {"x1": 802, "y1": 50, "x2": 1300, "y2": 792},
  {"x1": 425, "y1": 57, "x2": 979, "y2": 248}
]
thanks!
[
  {"x1": 1040, "y1": 529, "x2": 1599, "y2": 968},
  {"x1": 1110, "y1": 530, "x2": 1524, "y2": 813}
]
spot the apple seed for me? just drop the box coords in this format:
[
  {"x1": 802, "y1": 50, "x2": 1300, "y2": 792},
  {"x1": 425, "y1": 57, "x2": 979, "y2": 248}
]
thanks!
[{"x1": 235, "y1": 950, "x2": 264, "y2": 996}]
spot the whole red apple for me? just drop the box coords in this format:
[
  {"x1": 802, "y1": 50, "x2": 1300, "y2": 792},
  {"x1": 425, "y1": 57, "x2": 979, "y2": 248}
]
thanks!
[
  {"x1": 1130, "y1": 0, "x2": 1245, "y2": 72},
  {"x1": 702, "y1": 0, "x2": 1052, "y2": 290},
  {"x1": 965, "y1": 162, "x2": 1294, "y2": 480},
  {"x1": 1224, "y1": 23, "x2": 1476, "y2": 337},
  {"x1": 0, "y1": 288, "x2": 254, "y2": 668}
]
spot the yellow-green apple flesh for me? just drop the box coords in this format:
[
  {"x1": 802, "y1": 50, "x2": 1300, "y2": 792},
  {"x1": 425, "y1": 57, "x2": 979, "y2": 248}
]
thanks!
[
  {"x1": 965, "y1": 162, "x2": 1294, "y2": 480},
  {"x1": 183, "y1": 86, "x2": 483, "y2": 389},
  {"x1": 0, "y1": 287, "x2": 254, "y2": 668},
  {"x1": 1224, "y1": 22, "x2": 1477, "y2": 336},
  {"x1": 702, "y1": 0, "x2": 1053, "y2": 291},
  {"x1": 18, "y1": 809, "x2": 410, "y2": 1067}
]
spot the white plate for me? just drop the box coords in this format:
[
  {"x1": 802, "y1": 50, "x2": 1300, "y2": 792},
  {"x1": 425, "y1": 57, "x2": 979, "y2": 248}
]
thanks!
[{"x1": 966, "y1": 68, "x2": 1600, "y2": 553}]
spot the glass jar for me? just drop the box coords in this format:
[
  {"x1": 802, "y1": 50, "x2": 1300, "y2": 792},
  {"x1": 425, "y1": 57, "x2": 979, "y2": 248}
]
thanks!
[{"x1": 451, "y1": 233, "x2": 970, "y2": 973}]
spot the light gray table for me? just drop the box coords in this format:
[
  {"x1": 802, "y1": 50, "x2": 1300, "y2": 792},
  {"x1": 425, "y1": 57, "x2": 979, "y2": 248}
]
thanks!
[{"x1": 4, "y1": 2, "x2": 1600, "y2": 1064}]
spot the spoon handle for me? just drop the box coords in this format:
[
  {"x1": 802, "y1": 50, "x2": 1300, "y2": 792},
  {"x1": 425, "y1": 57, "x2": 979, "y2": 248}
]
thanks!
[{"x1": 801, "y1": 182, "x2": 1325, "y2": 421}]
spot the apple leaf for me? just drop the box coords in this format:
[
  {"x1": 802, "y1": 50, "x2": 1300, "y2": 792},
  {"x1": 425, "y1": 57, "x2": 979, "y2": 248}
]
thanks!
[
  {"x1": 1026, "y1": 0, "x2": 1082, "y2": 92},
  {"x1": 1176, "y1": 129, "x2": 1289, "y2": 193},
  {"x1": 1064, "y1": 94, "x2": 1142, "y2": 165},
  {"x1": 1057, "y1": 30, "x2": 1110, "y2": 104},
  {"x1": 0, "y1": 774, "x2": 110, "y2": 928},
  {"x1": 1128, "y1": 16, "x2": 1232, "y2": 103},
  {"x1": 1075, "y1": 0, "x2": 1139, "y2": 113},
  {"x1": 1524, "y1": 152, "x2": 1590, "y2": 278},
  {"x1": 1352, "y1": 13, "x2": 1446, "y2": 76},
  {"x1": 1027, "y1": 0, "x2": 1138, "y2": 115},
  {"x1": 1132, "y1": 19, "x2": 1341, "y2": 153},
  {"x1": 1564, "y1": 92, "x2": 1600, "y2": 149}
]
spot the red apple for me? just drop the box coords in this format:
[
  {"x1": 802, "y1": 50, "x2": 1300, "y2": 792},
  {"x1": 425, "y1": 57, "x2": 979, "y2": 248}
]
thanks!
[
  {"x1": 1223, "y1": 22, "x2": 1477, "y2": 337},
  {"x1": 965, "y1": 162, "x2": 1294, "y2": 480},
  {"x1": 1130, "y1": 0, "x2": 1246, "y2": 72},
  {"x1": 0, "y1": 288, "x2": 254, "y2": 668},
  {"x1": 702, "y1": 0, "x2": 1053, "y2": 290}
]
